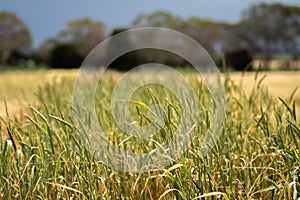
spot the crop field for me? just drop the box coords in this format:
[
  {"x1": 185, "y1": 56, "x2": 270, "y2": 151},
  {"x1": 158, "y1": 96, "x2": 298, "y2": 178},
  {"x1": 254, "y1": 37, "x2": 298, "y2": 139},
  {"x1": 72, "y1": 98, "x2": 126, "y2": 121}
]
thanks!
[{"x1": 0, "y1": 69, "x2": 299, "y2": 199}]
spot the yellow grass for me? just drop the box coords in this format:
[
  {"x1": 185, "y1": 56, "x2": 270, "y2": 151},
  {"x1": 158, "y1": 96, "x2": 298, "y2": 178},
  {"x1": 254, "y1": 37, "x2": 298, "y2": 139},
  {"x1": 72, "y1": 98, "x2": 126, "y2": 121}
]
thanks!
[
  {"x1": 229, "y1": 71, "x2": 300, "y2": 106},
  {"x1": 0, "y1": 69, "x2": 77, "y2": 117},
  {"x1": 0, "y1": 69, "x2": 299, "y2": 117}
]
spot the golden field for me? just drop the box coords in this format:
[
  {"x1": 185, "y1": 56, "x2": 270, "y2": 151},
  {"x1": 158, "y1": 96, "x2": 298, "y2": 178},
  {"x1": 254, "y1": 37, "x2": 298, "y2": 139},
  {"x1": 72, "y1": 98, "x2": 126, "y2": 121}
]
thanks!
[{"x1": 0, "y1": 69, "x2": 299, "y2": 117}]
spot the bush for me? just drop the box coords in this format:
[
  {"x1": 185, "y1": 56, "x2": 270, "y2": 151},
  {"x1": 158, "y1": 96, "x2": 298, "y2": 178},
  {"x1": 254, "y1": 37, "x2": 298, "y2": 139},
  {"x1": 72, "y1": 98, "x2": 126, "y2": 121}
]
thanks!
[
  {"x1": 49, "y1": 43, "x2": 83, "y2": 68},
  {"x1": 223, "y1": 49, "x2": 253, "y2": 71}
]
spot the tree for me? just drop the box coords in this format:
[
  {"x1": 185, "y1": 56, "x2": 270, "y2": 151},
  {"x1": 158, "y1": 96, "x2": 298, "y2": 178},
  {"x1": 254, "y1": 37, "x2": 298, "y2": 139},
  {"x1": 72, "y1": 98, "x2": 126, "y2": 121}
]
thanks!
[
  {"x1": 131, "y1": 10, "x2": 184, "y2": 30},
  {"x1": 36, "y1": 38, "x2": 58, "y2": 65},
  {"x1": 0, "y1": 11, "x2": 32, "y2": 67},
  {"x1": 220, "y1": 21, "x2": 251, "y2": 52},
  {"x1": 279, "y1": 5, "x2": 300, "y2": 64},
  {"x1": 57, "y1": 18, "x2": 106, "y2": 57},
  {"x1": 49, "y1": 43, "x2": 83, "y2": 68},
  {"x1": 222, "y1": 49, "x2": 253, "y2": 71},
  {"x1": 36, "y1": 18, "x2": 106, "y2": 66},
  {"x1": 107, "y1": 27, "x2": 188, "y2": 70},
  {"x1": 129, "y1": 11, "x2": 189, "y2": 67},
  {"x1": 107, "y1": 27, "x2": 139, "y2": 71},
  {"x1": 182, "y1": 17, "x2": 223, "y2": 58},
  {"x1": 242, "y1": 4, "x2": 299, "y2": 58},
  {"x1": 219, "y1": 3, "x2": 300, "y2": 69}
]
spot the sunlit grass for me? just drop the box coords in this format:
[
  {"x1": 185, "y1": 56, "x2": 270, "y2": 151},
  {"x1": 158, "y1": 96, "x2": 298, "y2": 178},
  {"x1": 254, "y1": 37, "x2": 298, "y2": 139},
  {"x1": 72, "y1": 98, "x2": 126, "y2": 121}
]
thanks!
[
  {"x1": 0, "y1": 69, "x2": 77, "y2": 117},
  {"x1": 0, "y1": 69, "x2": 299, "y2": 199}
]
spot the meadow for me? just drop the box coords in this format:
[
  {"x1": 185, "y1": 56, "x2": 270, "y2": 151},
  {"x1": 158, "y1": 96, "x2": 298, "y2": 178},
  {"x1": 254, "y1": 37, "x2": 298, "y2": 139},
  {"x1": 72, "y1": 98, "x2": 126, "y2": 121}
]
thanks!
[{"x1": 0, "y1": 69, "x2": 299, "y2": 199}]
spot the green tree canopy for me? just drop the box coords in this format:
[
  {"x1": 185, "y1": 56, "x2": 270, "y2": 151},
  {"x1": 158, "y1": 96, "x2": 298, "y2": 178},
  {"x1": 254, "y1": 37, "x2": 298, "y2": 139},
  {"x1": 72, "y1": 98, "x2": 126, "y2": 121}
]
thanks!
[
  {"x1": 223, "y1": 3, "x2": 300, "y2": 59},
  {"x1": 0, "y1": 11, "x2": 32, "y2": 65},
  {"x1": 57, "y1": 18, "x2": 106, "y2": 57},
  {"x1": 37, "y1": 18, "x2": 106, "y2": 64},
  {"x1": 183, "y1": 17, "x2": 223, "y2": 58},
  {"x1": 49, "y1": 43, "x2": 83, "y2": 68},
  {"x1": 131, "y1": 10, "x2": 184, "y2": 30}
]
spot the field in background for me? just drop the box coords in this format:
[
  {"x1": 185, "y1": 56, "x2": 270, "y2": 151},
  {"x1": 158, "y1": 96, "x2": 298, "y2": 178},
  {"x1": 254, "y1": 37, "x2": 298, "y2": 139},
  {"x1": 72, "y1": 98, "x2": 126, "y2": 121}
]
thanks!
[
  {"x1": 252, "y1": 59, "x2": 300, "y2": 71},
  {"x1": 229, "y1": 71, "x2": 300, "y2": 111},
  {"x1": 1, "y1": 70, "x2": 299, "y2": 117},
  {"x1": 0, "y1": 69, "x2": 77, "y2": 117},
  {"x1": 0, "y1": 69, "x2": 299, "y2": 199}
]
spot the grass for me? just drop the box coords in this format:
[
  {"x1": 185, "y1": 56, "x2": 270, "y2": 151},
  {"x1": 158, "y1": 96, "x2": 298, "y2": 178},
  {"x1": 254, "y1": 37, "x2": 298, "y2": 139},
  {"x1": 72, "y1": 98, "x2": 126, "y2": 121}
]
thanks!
[
  {"x1": 0, "y1": 69, "x2": 77, "y2": 117},
  {"x1": 229, "y1": 71, "x2": 300, "y2": 111},
  {"x1": 0, "y1": 69, "x2": 299, "y2": 199}
]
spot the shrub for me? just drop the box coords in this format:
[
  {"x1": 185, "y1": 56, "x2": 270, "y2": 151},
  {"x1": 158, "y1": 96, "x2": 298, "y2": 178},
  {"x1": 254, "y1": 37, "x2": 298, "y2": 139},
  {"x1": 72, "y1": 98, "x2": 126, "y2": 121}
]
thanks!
[
  {"x1": 223, "y1": 49, "x2": 253, "y2": 71},
  {"x1": 49, "y1": 43, "x2": 83, "y2": 68}
]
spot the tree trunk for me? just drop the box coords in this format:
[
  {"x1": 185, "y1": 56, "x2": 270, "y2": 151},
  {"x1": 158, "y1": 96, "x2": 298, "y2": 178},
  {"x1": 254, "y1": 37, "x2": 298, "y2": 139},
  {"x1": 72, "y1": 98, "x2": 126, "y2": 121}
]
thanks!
[{"x1": 1, "y1": 50, "x2": 10, "y2": 72}]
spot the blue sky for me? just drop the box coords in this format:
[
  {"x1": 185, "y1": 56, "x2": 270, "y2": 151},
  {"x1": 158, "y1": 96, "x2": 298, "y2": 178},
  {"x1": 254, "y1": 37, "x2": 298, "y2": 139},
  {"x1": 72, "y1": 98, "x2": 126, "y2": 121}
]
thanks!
[{"x1": 1, "y1": 0, "x2": 299, "y2": 48}]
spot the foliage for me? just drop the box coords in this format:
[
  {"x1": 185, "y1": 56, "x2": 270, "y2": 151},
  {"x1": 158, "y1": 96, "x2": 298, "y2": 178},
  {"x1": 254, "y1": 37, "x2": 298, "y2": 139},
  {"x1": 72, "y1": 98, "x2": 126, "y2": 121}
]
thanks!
[
  {"x1": 182, "y1": 17, "x2": 223, "y2": 59},
  {"x1": 36, "y1": 18, "x2": 106, "y2": 66},
  {"x1": 129, "y1": 4, "x2": 300, "y2": 68},
  {"x1": 107, "y1": 27, "x2": 138, "y2": 71},
  {"x1": 107, "y1": 27, "x2": 189, "y2": 71},
  {"x1": 0, "y1": 71, "x2": 299, "y2": 199},
  {"x1": 49, "y1": 43, "x2": 83, "y2": 68},
  {"x1": 241, "y1": 3, "x2": 300, "y2": 59},
  {"x1": 57, "y1": 18, "x2": 106, "y2": 57},
  {"x1": 132, "y1": 11, "x2": 184, "y2": 30},
  {"x1": 221, "y1": 49, "x2": 253, "y2": 71},
  {"x1": 0, "y1": 11, "x2": 32, "y2": 66},
  {"x1": 1, "y1": 3, "x2": 300, "y2": 69}
]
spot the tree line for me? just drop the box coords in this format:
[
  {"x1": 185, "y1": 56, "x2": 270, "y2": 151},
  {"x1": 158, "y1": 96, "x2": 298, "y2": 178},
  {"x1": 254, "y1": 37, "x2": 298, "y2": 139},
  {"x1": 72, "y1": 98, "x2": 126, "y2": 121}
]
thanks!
[{"x1": 0, "y1": 3, "x2": 300, "y2": 71}]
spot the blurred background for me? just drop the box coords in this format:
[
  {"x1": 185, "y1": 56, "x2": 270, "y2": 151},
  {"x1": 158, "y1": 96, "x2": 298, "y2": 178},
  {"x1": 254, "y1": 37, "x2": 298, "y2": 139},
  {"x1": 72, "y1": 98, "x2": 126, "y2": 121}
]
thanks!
[{"x1": 1, "y1": 0, "x2": 300, "y2": 71}]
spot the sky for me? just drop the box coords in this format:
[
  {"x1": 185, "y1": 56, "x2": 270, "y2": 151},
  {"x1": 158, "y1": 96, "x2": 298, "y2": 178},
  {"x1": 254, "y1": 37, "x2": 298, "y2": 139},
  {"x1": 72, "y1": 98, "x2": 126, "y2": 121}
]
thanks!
[{"x1": 1, "y1": 0, "x2": 299, "y2": 48}]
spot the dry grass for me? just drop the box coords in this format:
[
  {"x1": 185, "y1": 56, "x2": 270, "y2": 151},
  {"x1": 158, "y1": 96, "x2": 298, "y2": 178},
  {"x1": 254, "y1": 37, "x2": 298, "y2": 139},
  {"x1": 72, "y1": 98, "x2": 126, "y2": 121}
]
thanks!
[
  {"x1": 0, "y1": 69, "x2": 77, "y2": 117},
  {"x1": 1, "y1": 69, "x2": 299, "y2": 199},
  {"x1": 1, "y1": 70, "x2": 300, "y2": 117},
  {"x1": 228, "y1": 71, "x2": 300, "y2": 115}
]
